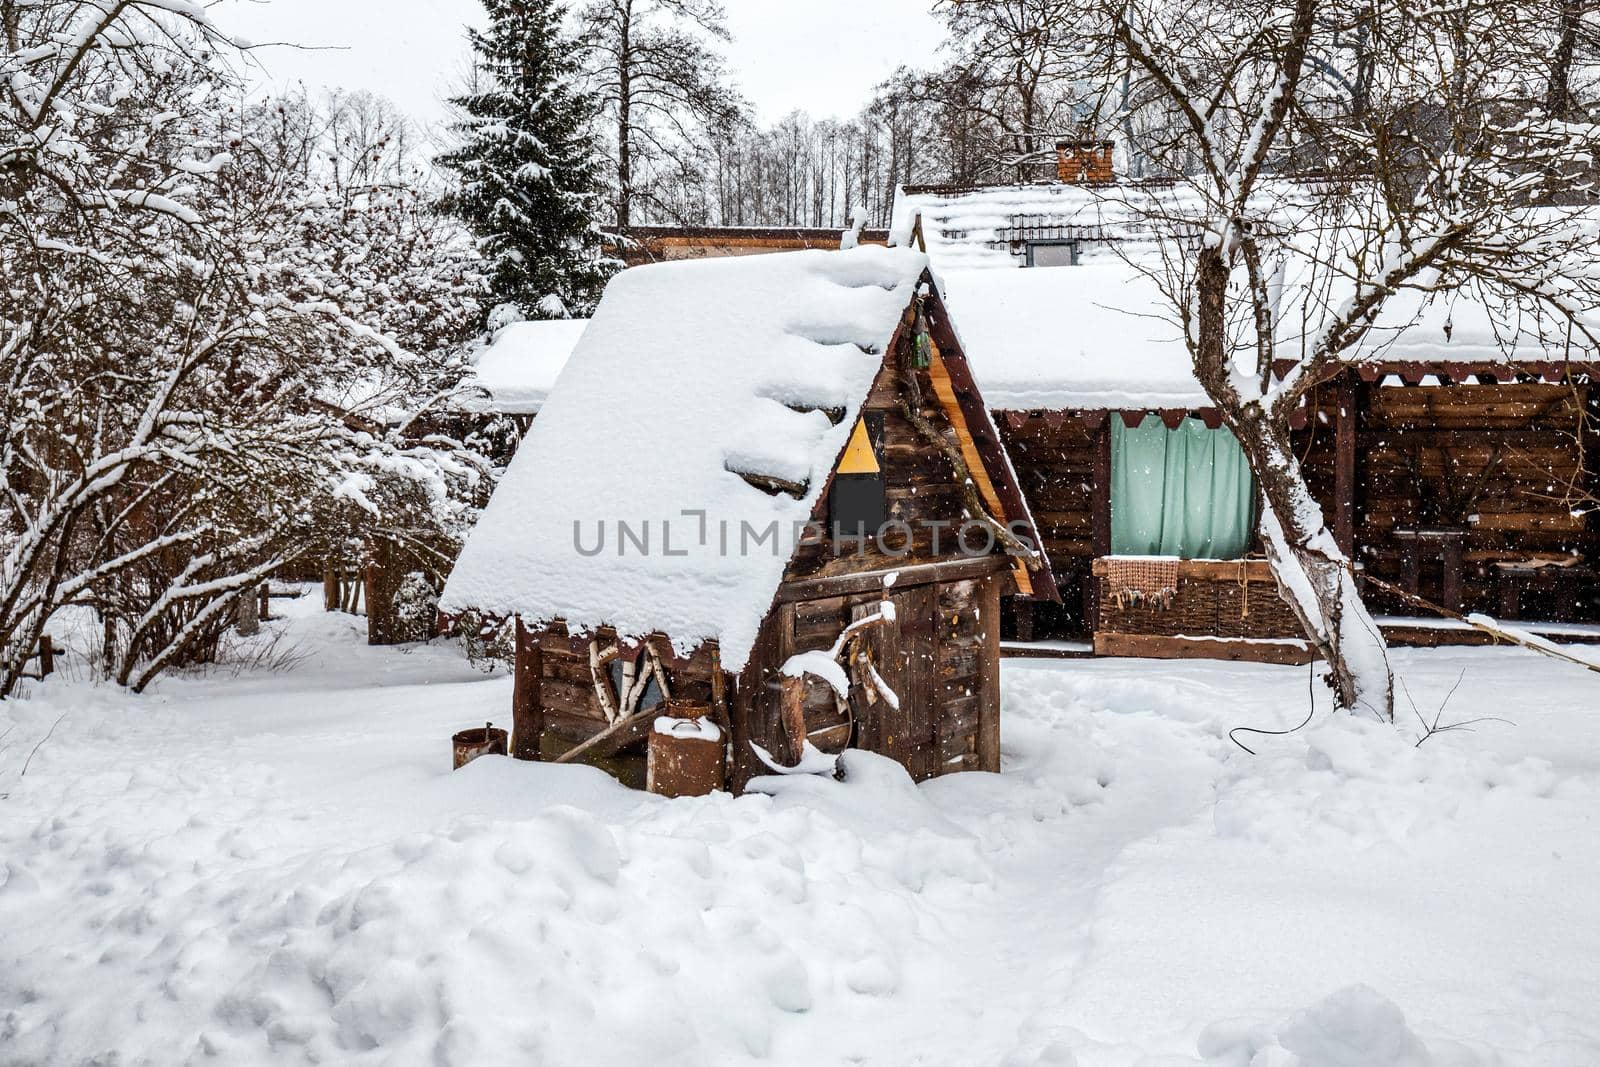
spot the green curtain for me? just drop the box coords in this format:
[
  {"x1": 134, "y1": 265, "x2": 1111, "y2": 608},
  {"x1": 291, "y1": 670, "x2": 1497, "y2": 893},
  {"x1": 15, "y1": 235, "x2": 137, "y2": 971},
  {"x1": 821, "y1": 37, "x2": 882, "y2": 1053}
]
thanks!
[{"x1": 1110, "y1": 414, "x2": 1257, "y2": 559}]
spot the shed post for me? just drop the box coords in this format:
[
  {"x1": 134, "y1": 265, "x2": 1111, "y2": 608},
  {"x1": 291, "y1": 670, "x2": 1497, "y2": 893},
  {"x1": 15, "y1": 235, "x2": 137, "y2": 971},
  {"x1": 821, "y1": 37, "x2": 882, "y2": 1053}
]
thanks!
[
  {"x1": 1334, "y1": 375, "x2": 1357, "y2": 556},
  {"x1": 1088, "y1": 417, "x2": 1113, "y2": 630},
  {"x1": 1012, "y1": 600, "x2": 1036, "y2": 643},
  {"x1": 976, "y1": 576, "x2": 1002, "y2": 772},
  {"x1": 511, "y1": 618, "x2": 544, "y2": 761}
]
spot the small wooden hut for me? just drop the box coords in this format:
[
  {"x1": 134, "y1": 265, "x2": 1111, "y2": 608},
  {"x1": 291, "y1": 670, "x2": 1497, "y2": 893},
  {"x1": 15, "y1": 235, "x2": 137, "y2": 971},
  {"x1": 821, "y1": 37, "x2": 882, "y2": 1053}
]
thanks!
[{"x1": 441, "y1": 247, "x2": 1055, "y2": 793}]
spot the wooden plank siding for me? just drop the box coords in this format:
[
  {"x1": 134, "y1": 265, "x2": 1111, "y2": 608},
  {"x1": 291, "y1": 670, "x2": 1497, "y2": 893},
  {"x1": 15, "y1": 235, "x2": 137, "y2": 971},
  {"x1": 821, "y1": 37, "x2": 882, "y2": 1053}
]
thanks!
[
  {"x1": 1298, "y1": 378, "x2": 1594, "y2": 616},
  {"x1": 993, "y1": 415, "x2": 1101, "y2": 628},
  {"x1": 998, "y1": 372, "x2": 1595, "y2": 641}
]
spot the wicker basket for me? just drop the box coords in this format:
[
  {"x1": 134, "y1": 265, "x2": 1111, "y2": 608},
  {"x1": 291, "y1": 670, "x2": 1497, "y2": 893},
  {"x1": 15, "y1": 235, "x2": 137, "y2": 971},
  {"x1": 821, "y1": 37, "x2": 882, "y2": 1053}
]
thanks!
[{"x1": 1094, "y1": 558, "x2": 1302, "y2": 641}]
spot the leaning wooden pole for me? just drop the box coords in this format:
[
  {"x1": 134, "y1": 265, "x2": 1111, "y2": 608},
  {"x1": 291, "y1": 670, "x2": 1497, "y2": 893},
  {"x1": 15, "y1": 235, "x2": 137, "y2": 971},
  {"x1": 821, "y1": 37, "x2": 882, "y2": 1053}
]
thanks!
[{"x1": 1356, "y1": 570, "x2": 1600, "y2": 677}]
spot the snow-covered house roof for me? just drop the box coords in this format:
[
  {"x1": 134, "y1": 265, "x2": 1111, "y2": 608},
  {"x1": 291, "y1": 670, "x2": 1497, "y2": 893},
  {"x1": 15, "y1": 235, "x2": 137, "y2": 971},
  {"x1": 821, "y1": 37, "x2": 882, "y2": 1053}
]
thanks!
[
  {"x1": 890, "y1": 181, "x2": 1246, "y2": 272},
  {"x1": 443, "y1": 246, "x2": 1031, "y2": 670},
  {"x1": 460, "y1": 319, "x2": 589, "y2": 415},
  {"x1": 1318, "y1": 286, "x2": 1587, "y2": 367},
  {"x1": 939, "y1": 263, "x2": 1594, "y2": 411},
  {"x1": 941, "y1": 265, "x2": 1205, "y2": 410}
]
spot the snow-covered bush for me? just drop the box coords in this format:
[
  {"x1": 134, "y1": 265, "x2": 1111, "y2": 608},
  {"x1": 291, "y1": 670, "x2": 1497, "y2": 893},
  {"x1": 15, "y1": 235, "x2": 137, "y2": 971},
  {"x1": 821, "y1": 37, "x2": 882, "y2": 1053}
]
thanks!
[
  {"x1": 448, "y1": 610, "x2": 515, "y2": 671},
  {"x1": 393, "y1": 571, "x2": 441, "y2": 643}
]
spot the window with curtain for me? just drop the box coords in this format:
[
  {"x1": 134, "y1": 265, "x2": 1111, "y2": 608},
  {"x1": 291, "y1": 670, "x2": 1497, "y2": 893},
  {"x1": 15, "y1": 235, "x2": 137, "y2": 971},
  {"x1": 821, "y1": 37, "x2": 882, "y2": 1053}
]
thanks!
[{"x1": 1110, "y1": 414, "x2": 1257, "y2": 559}]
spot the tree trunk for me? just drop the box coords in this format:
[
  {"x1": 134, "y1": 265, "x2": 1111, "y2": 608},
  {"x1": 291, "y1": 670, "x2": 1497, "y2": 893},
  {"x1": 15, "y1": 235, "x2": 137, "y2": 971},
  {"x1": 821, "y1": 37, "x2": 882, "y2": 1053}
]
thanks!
[
  {"x1": 364, "y1": 539, "x2": 405, "y2": 646},
  {"x1": 1194, "y1": 249, "x2": 1393, "y2": 720},
  {"x1": 1240, "y1": 415, "x2": 1395, "y2": 719},
  {"x1": 616, "y1": 4, "x2": 633, "y2": 230},
  {"x1": 1546, "y1": 2, "x2": 1586, "y2": 120}
]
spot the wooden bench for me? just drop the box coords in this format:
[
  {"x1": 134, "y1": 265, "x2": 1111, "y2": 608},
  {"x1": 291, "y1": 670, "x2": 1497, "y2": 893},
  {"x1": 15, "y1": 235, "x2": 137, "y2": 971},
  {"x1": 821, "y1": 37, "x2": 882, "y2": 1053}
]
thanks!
[{"x1": 1494, "y1": 557, "x2": 1597, "y2": 621}]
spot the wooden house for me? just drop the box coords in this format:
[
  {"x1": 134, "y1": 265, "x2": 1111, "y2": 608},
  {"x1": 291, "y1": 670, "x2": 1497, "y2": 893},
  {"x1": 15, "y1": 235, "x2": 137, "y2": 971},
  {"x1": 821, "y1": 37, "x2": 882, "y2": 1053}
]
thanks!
[
  {"x1": 440, "y1": 247, "x2": 1055, "y2": 793},
  {"x1": 892, "y1": 161, "x2": 1599, "y2": 660},
  {"x1": 606, "y1": 225, "x2": 890, "y2": 267}
]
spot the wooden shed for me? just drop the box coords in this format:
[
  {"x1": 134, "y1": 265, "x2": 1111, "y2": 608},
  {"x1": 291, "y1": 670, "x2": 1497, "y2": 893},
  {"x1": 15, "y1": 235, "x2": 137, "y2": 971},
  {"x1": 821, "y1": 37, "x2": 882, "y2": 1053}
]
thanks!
[
  {"x1": 891, "y1": 177, "x2": 1598, "y2": 658},
  {"x1": 440, "y1": 247, "x2": 1054, "y2": 793}
]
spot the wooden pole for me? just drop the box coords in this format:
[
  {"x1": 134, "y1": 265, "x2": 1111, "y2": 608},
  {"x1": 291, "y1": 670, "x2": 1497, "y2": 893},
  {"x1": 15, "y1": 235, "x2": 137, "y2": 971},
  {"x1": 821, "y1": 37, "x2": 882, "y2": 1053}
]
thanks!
[
  {"x1": 1334, "y1": 376, "x2": 1357, "y2": 555},
  {"x1": 37, "y1": 635, "x2": 54, "y2": 678},
  {"x1": 234, "y1": 591, "x2": 260, "y2": 637},
  {"x1": 323, "y1": 565, "x2": 338, "y2": 612},
  {"x1": 976, "y1": 577, "x2": 1002, "y2": 772},
  {"x1": 511, "y1": 619, "x2": 544, "y2": 761},
  {"x1": 258, "y1": 583, "x2": 271, "y2": 621},
  {"x1": 1013, "y1": 600, "x2": 1036, "y2": 643},
  {"x1": 778, "y1": 674, "x2": 808, "y2": 766},
  {"x1": 1088, "y1": 419, "x2": 1113, "y2": 630}
]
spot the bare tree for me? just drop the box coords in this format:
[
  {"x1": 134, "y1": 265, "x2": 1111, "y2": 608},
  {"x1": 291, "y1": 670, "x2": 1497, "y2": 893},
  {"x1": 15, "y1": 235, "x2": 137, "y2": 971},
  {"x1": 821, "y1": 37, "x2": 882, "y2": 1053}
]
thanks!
[
  {"x1": 2, "y1": 4, "x2": 492, "y2": 694},
  {"x1": 936, "y1": 0, "x2": 1100, "y2": 177},
  {"x1": 574, "y1": 0, "x2": 745, "y2": 228}
]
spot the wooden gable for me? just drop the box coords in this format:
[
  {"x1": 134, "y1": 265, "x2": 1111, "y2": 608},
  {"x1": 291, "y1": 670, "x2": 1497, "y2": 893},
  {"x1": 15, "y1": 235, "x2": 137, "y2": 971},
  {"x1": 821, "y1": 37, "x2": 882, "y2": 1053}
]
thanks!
[{"x1": 783, "y1": 275, "x2": 1058, "y2": 603}]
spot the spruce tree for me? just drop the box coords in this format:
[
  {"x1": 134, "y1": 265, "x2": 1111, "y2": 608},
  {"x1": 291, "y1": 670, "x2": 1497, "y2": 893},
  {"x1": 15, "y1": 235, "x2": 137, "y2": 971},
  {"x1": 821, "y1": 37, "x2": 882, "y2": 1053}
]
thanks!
[{"x1": 439, "y1": 0, "x2": 613, "y2": 322}]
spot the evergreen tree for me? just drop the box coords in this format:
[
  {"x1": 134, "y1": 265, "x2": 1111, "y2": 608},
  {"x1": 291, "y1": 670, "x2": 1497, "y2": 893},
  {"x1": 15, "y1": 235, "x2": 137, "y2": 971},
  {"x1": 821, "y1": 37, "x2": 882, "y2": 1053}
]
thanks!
[{"x1": 439, "y1": 0, "x2": 613, "y2": 322}]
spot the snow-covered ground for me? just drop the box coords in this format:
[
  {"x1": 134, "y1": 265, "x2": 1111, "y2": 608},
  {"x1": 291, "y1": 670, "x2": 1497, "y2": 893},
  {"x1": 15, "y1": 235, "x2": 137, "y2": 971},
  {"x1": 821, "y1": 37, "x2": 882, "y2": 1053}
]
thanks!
[{"x1": 2, "y1": 592, "x2": 1597, "y2": 1066}]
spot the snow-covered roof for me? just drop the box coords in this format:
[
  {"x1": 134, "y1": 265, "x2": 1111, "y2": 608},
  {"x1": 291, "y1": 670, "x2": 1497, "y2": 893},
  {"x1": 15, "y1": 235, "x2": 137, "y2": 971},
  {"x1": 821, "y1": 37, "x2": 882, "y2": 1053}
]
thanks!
[
  {"x1": 461, "y1": 319, "x2": 588, "y2": 414},
  {"x1": 941, "y1": 265, "x2": 1205, "y2": 410},
  {"x1": 1321, "y1": 286, "x2": 1582, "y2": 366},
  {"x1": 891, "y1": 181, "x2": 1209, "y2": 272},
  {"x1": 937, "y1": 262, "x2": 1594, "y2": 410},
  {"x1": 441, "y1": 246, "x2": 932, "y2": 671}
]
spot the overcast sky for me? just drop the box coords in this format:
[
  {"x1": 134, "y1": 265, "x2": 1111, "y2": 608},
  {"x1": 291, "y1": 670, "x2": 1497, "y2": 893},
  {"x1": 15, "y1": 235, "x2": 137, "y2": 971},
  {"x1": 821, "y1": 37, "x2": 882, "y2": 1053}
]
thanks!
[{"x1": 216, "y1": 0, "x2": 946, "y2": 132}]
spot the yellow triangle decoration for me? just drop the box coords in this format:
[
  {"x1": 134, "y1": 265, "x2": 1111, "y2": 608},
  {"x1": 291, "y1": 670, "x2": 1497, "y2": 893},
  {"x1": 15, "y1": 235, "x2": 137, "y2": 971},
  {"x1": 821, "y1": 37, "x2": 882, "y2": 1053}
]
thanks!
[{"x1": 837, "y1": 418, "x2": 880, "y2": 475}]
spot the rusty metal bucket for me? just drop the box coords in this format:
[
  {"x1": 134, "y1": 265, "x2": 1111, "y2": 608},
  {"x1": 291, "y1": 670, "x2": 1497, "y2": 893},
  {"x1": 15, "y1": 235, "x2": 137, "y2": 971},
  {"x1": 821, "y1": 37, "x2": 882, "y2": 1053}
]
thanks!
[
  {"x1": 452, "y1": 723, "x2": 508, "y2": 770},
  {"x1": 646, "y1": 701, "x2": 724, "y2": 798}
]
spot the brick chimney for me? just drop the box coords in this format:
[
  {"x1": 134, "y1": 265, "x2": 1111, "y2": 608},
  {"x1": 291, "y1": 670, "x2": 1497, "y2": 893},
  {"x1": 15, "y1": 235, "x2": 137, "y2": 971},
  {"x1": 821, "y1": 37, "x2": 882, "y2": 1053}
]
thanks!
[{"x1": 1056, "y1": 140, "x2": 1114, "y2": 183}]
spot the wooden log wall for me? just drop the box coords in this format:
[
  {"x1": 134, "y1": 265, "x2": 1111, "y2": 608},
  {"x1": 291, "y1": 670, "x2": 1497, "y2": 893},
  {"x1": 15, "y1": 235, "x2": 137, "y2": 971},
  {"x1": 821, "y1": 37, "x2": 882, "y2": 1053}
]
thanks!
[
  {"x1": 729, "y1": 563, "x2": 1005, "y2": 793},
  {"x1": 994, "y1": 414, "x2": 1101, "y2": 633},
  {"x1": 1297, "y1": 379, "x2": 1594, "y2": 616}
]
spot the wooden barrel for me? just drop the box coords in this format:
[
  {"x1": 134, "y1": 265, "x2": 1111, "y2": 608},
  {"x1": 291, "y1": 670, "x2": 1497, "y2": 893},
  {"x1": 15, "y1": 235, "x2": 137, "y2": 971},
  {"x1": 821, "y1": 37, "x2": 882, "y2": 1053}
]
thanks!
[
  {"x1": 646, "y1": 701, "x2": 724, "y2": 797},
  {"x1": 452, "y1": 724, "x2": 509, "y2": 770}
]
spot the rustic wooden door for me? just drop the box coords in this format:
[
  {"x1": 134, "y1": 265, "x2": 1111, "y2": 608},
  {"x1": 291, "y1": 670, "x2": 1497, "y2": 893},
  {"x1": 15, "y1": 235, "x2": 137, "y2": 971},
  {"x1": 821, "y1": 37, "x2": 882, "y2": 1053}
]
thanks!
[{"x1": 849, "y1": 583, "x2": 938, "y2": 781}]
